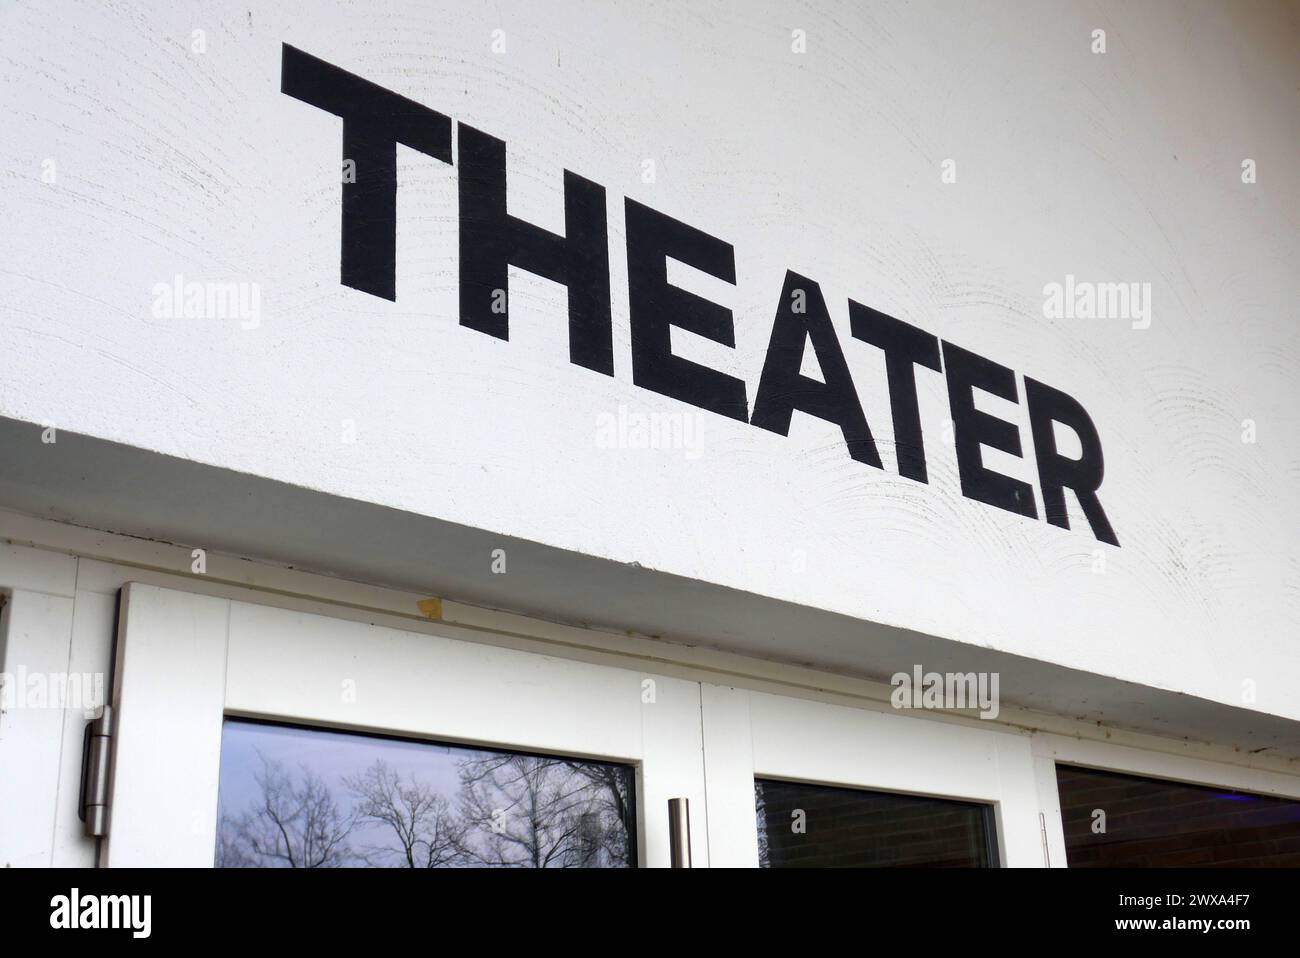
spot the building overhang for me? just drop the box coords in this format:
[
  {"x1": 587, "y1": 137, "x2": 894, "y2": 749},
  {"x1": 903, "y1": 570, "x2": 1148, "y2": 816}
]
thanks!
[{"x1": 0, "y1": 413, "x2": 1295, "y2": 763}]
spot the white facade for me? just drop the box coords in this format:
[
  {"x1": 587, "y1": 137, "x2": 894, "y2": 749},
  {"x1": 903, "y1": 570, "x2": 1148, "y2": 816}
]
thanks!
[{"x1": 0, "y1": 0, "x2": 1298, "y2": 867}]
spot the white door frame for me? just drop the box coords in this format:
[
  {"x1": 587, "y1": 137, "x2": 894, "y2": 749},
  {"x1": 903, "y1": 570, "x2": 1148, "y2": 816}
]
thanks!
[
  {"x1": 104, "y1": 581, "x2": 1298, "y2": 870},
  {"x1": 102, "y1": 582, "x2": 708, "y2": 867},
  {"x1": 700, "y1": 684, "x2": 1047, "y2": 867}
]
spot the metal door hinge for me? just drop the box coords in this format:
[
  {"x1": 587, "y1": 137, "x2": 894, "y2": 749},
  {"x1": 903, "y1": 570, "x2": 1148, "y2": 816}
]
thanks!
[{"x1": 79, "y1": 706, "x2": 114, "y2": 838}]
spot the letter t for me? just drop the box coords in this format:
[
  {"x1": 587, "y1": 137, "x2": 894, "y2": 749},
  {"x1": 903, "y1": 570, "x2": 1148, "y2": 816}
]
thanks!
[{"x1": 281, "y1": 44, "x2": 453, "y2": 300}]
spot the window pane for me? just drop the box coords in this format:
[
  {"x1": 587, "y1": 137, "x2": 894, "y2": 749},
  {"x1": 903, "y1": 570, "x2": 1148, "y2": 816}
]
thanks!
[
  {"x1": 1056, "y1": 764, "x2": 1300, "y2": 867},
  {"x1": 216, "y1": 719, "x2": 637, "y2": 867},
  {"x1": 755, "y1": 779, "x2": 996, "y2": 867}
]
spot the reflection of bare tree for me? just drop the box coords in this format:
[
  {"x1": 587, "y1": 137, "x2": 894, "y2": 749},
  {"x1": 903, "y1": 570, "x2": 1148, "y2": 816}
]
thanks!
[
  {"x1": 217, "y1": 753, "x2": 357, "y2": 867},
  {"x1": 563, "y1": 760, "x2": 635, "y2": 864},
  {"x1": 215, "y1": 820, "x2": 256, "y2": 868},
  {"x1": 755, "y1": 785, "x2": 771, "y2": 867},
  {"x1": 457, "y1": 754, "x2": 633, "y2": 867},
  {"x1": 216, "y1": 738, "x2": 636, "y2": 868},
  {"x1": 343, "y1": 760, "x2": 467, "y2": 867}
]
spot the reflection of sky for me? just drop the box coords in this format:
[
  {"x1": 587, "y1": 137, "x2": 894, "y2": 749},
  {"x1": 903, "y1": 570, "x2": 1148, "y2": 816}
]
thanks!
[
  {"x1": 217, "y1": 719, "x2": 639, "y2": 867},
  {"x1": 217, "y1": 720, "x2": 491, "y2": 855}
]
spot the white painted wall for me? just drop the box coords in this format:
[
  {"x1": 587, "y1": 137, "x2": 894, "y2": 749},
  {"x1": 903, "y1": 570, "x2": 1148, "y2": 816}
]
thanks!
[{"x1": 1, "y1": 1, "x2": 1297, "y2": 721}]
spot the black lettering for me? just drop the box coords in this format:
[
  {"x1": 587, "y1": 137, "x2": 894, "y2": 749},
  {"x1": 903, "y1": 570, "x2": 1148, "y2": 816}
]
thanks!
[
  {"x1": 942, "y1": 341, "x2": 1037, "y2": 519},
  {"x1": 457, "y1": 123, "x2": 614, "y2": 375},
  {"x1": 1025, "y1": 377, "x2": 1119, "y2": 545},
  {"x1": 281, "y1": 44, "x2": 453, "y2": 301},
  {"x1": 625, "y1": 199, "x2": 747, "y2": 420},
  {"x1": 849, "y1": 303, "x2": 941, "y2": 482},
  {"x1": 752, "y1": 272, "x2": 881, "y2": 467}
]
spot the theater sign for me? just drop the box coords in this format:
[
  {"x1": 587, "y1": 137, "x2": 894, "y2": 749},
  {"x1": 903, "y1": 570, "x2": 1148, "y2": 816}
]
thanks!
[
  {"x1": 0, "y1": 0, "x2": 1297, "y2": 874},
  {"x1": 285, "y1": 44, "x2": 1119, "y2": 545}
]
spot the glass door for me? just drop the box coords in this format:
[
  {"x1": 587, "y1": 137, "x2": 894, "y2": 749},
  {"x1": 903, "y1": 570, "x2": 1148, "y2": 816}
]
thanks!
[
  {"x1": 102, "y1": 583, "x2": 708, "y2": 867},
  {"x1": 101, "y1": 582, "x2": 1051, "y2": 868},
  {"x1": 698, "y1": 684, "x2": 1046, "y2": 866}
]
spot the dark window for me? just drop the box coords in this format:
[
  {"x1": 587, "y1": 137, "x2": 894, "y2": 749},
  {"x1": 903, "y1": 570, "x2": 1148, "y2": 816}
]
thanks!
[
  {"x1": 755, "y1": 779, "x2": 998, "y2": 867},
  {"x1": 1056, "y1": 764, "x2": 1300, "y2": 867},
  {"x1": 216, "y1": 719, "x2": 637, "y2": 868}
]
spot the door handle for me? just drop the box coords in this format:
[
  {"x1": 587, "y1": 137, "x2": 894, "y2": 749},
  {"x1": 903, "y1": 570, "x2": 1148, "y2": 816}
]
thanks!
[{"x1": 668, "y1": 797, "x2": 691, "y2": 867}]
